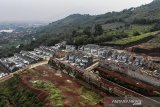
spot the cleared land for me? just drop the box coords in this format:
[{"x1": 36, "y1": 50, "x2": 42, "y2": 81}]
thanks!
[
  {"x1": 129, "y1": 33, "x2": 160, "y2": 57},
  {"x1": 19, "y1": 65, "x2": 104, "y2": 107},
  {"x1": 133, "y1": 33, "x2": 160, "y2": 49}
]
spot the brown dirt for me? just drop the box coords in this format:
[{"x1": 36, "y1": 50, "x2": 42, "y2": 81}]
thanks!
[
  {"x1": 129, "y1": 46, "x2": 160, "y2": 57},
  {"x1": 96, "y1": 67, "x2": 160, "y2": 93},
  {"x1": 19, "y1": 64, "x2": 104, "y2": 107}
]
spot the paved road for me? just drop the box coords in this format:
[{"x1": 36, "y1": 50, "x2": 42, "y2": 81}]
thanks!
[
  {"x1": 85, "y1": 62, "x2": 99, "y2": 72},
  {"x1": 0, "y1": 60, "x2": 48, "y2": 83}
]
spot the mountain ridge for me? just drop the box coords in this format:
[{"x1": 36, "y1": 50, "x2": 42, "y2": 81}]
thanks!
[{"x1": 37, "y1": 0, "x2": 160, "y2": 35}]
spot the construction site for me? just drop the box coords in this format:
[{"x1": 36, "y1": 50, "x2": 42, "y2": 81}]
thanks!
[
  {"x1": 47, "y1": 44, "x2": 160, "y2": 107},
  {"x1": 0, "y1": 43, "x2": 160, "y2": 107},
  {"x1": 19, "y1": 65, "x2": 106, "y2": 107}
]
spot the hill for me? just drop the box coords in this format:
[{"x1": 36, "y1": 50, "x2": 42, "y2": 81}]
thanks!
[
  {"x1": 32, "y1": 0, "x2": 160, "y2": 46},
  {"x1": 1, "y1": 0, "x2": 160, "y2": 58}
]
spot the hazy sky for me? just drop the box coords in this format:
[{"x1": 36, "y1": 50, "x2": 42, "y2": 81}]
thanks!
[{"x1": 0, "y1": 0, "x2": 153, "y2": 23}]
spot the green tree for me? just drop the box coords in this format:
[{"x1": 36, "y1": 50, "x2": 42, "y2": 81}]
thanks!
[
  {"x1": 94, "y1": 24, "x2": 103, "y2": 36},
  {"x1": 150, "y1": 23, "x2": 160, "y2": 32},
  {"x1": 133, "y1": 31, "x2": 140, "y2": 36},
  {"x1": 83, "y1": 26, "x2": 91, "y2": 36}
]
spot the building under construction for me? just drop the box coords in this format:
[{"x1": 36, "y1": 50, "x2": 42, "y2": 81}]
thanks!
[{"x1": 48, "y1": 44, "x2": 160, "y2": 107}]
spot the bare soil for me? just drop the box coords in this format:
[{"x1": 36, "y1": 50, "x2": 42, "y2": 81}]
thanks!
[{"x1": 19, "y1": 64, "x2": 104, "y2": 107}]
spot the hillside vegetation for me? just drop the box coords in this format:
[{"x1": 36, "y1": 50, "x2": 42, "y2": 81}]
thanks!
[
  {"x1": 0, "y1": 76, "x2": 43, "y2": 107},
  {"x1": 106, "y1": 31, "x2": 158, "y2": 45},
  {"x1": 32, "y1": 80, "x2": 63, "y2": 106},
  {"x1": 18, "y1": 0, "x2": 160, "y2": 47},
  {"x1": 1, "y1": 0, "x2": 160, "y2": 58}
]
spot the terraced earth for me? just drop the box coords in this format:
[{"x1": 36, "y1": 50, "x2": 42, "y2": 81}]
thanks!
[{"x1": 20, "y1": 65, "x2": 103, "y2": 107}]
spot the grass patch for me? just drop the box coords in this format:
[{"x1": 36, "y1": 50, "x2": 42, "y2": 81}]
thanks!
[
  {"x1": 106, "y1": 31, "x2": 158, "y2": 45},
  {"x1": 79, "y1": 87, "x2": 102, "y2": 105},
  {"x1": 32, "y1": 80, "x2": 63, "y2": 107}
]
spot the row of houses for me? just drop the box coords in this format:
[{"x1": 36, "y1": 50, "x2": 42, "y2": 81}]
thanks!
[
  {"x1": 0, "y1": 46, "x2": 58, "y2": 72},
  {"x1": 66, "y1": 44, "x2": 160, "y2": 69},
  {"x1": 65, "y1": 51, "x2": 93, "y2": 69},
  {"x1": 66, "y1": 44, "x2": 145, "y2": 66},
  {"x1": 65, "y1": 44, "x2": 160, "y2": 86},
  {"x1": 66, "y1": 44, "x2": 112, "y2": 58},
  {"x1": 48, "y1": 44, "x2": 160, "y2": 107},
  {"x1": 0, "y1": 41, "x2": 66, "y2": 75}
]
